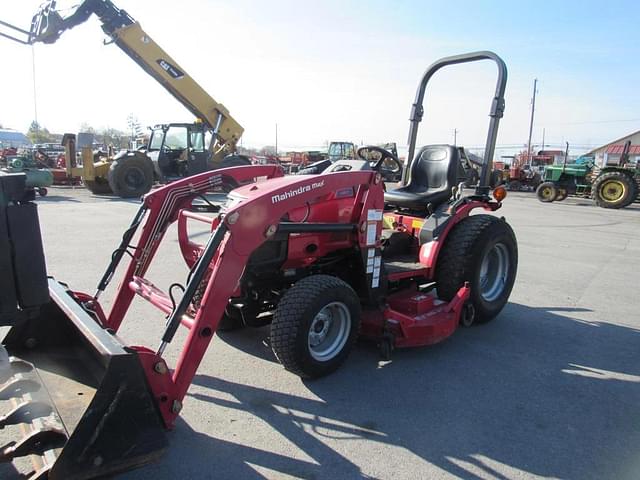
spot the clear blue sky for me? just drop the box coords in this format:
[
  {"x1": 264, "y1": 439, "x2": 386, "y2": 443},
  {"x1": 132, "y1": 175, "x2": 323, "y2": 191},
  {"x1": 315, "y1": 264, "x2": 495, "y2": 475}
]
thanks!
[{"x1": 1, "y1": 0, "x2": 638, "y2": 155}]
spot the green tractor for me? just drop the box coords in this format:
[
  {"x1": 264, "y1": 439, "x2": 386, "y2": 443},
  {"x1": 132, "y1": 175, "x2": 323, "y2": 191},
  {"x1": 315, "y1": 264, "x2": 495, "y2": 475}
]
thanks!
[{"x1": 536, "y1": 141, "x2": 639, "y2": 209}]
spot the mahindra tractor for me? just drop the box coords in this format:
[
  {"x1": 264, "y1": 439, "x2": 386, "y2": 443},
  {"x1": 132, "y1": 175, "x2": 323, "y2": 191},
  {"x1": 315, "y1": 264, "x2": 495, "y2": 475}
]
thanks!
[{"x1": 0, "y1": 52, "x2": 517, "y2": 479}]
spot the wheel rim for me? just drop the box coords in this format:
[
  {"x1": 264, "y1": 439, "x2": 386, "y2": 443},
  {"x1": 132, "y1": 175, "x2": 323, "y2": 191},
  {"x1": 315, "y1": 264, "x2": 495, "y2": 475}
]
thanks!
[
  {"x1": 308, "y1": 302, "x2": 351, "y2": 362},
  {"x1": 600, "y1": 180, "x2": 625, "y2": 202},
  {"x1": 124, "y1": 167, "x2": 145, "y2": 190},
  {"x1": 479, "y1": 243, "x2": 510, "y2": 302},
  {"x1": 540, "y1": 186, "x2": 553, "y2": 200}
]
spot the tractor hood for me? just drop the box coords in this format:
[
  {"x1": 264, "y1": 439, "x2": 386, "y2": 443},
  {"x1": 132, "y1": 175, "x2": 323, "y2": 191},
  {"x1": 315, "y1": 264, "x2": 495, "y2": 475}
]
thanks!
[{"x1": 225, "y1": 174, "x2": 328, "y2": 209}]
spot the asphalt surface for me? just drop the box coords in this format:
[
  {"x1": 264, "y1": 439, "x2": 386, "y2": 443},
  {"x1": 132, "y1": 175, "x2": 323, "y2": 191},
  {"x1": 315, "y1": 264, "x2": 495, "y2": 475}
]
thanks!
[{"x1": 2, "y1": 186, "x2": 640, "y2": 479}]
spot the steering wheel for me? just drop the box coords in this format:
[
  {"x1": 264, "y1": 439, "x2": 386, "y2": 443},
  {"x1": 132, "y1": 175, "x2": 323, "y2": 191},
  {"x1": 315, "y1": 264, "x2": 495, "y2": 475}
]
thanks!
[{"x1": 356, "y1": 146, "x2": 402, "y2": 177}]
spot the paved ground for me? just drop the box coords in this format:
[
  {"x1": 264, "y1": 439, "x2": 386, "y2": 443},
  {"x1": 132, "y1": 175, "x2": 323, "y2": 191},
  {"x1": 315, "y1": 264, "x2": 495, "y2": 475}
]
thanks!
[{"x1": 2, "y1": 185, "x2": 640, "y2": 479}]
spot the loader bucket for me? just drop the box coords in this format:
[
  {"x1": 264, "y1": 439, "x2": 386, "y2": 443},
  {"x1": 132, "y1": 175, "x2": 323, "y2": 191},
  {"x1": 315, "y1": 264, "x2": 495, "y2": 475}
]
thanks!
[
  {"x1": 0, "y1": 173, "x2": 167, "y2": 479},
  {"x1": 1, "y1": 280, "x2": 168, "y2": 479}
]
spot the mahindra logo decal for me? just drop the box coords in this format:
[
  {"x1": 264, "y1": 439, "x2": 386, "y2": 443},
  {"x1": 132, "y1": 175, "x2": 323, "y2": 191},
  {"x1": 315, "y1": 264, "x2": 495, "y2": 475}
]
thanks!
[{"x1": 271, "y1": 180, "x2": 325, "y2": 203}]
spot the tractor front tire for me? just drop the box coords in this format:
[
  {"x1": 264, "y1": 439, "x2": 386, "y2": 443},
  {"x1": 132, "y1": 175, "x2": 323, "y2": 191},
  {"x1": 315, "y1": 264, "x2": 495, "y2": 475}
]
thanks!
[
  {"x1": 435, "y1": 215, "x2": 518, "y2": 324},
  {"x1": 554, "y1": 188, "x2": 568, "y2": 201},
  {"x1": 84, "y1": 177, "x2": 112, "y2": 195},
  {"x1": 592, "y1": 171, "x2": 638, "y2": 209},
  {"x1": 536, "y1": 182, "x2": 557, "y2": 203},
  {"x1": 270, "y1": 275, "x2": 361, "y2": 378},
  {"x1": 108, "y1": 154, "x2": 154, "y2": 198}
]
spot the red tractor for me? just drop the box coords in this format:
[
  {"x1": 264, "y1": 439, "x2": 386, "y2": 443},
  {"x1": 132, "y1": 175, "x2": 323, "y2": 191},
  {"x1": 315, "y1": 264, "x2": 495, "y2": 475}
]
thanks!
[{"x1": 0, "y1": 52, "x2": 517, "y2": 479}]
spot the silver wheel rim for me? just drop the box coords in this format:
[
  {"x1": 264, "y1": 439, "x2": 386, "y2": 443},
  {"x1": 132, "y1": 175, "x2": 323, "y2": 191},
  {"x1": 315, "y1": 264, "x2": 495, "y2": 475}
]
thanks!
[
  {"x1": 479, "y1": 243, "x2": 510, "y2": 302},
  {"x1": 308, "y1": 302, "x2": 351, "y2": 362}
]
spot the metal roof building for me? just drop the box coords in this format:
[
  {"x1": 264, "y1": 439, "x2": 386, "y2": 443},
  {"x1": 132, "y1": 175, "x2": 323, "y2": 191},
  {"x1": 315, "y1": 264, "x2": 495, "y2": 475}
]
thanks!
[
  {"x1": 587, "y1": 128, "x2": 640, "y2": 166},
  {"x1": 0, "y1": 129, "x2": 31, "y2": 149}
]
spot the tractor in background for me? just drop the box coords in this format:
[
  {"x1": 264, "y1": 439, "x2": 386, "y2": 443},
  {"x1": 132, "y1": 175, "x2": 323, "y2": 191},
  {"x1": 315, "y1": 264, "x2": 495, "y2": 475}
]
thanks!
[
  {"x1": 2, "y1": 0, "x2": 250, "y2": 198},
  {"x1": 537, "y1": 141, "x2": 639, "y2": 208}
]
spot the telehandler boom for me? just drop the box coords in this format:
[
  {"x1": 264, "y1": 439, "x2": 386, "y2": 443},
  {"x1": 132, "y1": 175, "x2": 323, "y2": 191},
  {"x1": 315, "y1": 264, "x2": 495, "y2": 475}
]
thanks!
[{"x1": 1, "y1": 0, "x2": 247, "y2": 196}]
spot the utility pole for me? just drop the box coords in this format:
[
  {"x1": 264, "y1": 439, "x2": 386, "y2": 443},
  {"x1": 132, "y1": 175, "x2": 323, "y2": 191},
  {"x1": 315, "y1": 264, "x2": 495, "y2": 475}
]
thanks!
[
  {"x1": 526, "y1": 78, "x2": 538, "y2": 165},
  {"x1": 31, "y1": 45, "x2": 39, "y2": 140},
  {"x1": 541, "y1": 127, "x2": 545, "y2": 150},
  {"x1": 453, "y1": 128, "x2": 458, "y2": 146},
  {"x1": 275, "y1": 123, "x2": 278, "y2": 156}
]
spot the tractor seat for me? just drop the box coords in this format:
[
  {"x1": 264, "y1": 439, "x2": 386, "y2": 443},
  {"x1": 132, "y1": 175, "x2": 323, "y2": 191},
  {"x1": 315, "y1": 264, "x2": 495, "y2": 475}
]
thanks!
[{"x1": 384, "y1": 145, "x2": 460, "y2": 211}]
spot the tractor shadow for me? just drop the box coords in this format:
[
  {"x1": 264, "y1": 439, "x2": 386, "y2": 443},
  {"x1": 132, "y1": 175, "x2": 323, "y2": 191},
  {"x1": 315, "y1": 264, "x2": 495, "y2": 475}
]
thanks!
[
  {"x1": 34, "y1": 194, "x2": 82, "y2": 203},
  {"x1": 126, "y1": 303, "x2": 640, "y2": 480}
]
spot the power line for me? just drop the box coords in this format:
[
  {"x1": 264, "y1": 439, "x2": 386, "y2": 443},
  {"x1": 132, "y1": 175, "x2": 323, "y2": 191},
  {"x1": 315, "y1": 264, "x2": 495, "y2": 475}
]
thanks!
[{"x1": 545, "y1": 118, "x2": 640, "y2": 126}]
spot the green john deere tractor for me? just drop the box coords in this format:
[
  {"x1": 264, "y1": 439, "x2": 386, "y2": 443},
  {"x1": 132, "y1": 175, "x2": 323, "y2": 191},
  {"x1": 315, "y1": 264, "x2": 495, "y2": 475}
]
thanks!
[{"x1": 536, "y1": 141, "x2": 639, "y2": 209}]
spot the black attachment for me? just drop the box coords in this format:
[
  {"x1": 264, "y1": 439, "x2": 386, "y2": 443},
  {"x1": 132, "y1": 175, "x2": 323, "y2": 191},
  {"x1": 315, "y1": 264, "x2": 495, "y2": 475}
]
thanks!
[
  {"x1": 95, "y1": 204, "x2": 147, "y2": 295},
  {"x1": 161, "y1": 222, "x2": 229, "y2": 346},
  {"x1": 0, "y1": 173, "x2": 48, "y2": 326}
]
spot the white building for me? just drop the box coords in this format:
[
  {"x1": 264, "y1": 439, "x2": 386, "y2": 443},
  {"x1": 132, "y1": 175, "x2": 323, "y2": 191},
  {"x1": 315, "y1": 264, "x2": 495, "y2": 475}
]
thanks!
[{"x1": 587, "y1": 129, "x2": 640, "y2": 167}]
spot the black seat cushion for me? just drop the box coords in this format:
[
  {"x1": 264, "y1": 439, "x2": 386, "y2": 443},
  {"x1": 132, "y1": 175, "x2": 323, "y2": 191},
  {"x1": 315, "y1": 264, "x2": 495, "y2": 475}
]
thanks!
[{"x1": 384, "y1": 145, "x2": 460, "y2": 210}]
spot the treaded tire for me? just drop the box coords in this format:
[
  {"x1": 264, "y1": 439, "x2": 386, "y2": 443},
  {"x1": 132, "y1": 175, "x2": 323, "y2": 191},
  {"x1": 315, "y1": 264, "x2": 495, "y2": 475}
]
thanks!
[
  {"x1": 270, "y1": 275, "x2": 361, "y2": 378},
  {"x1": 84, "y1": 177, "x2": 112, "y2": 194},
  {"x1": 435, "y1": 215, "x2": 518, "y2": 324},
  {"x1": 536, "y1": 182, "x2": 557, "y2": 203},
  {"x1": 108, "y1": 154, "x2": 154, "y2": 198},
  {"x1": 592, "y1": 171, "x2": 638, "y2": 209},
  {"x1": 554, "y1": 188, "x2": 568, "y2": 201}
]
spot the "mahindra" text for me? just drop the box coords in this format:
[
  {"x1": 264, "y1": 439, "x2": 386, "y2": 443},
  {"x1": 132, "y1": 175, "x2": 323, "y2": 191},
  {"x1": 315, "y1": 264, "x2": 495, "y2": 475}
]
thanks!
[{"x1": 271, "y1": 180, "x2": 325, "y2": 203}]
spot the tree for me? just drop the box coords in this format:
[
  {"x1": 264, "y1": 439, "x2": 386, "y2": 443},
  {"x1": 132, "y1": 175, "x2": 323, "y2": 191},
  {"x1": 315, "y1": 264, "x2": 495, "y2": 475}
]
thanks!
[
  {"x1": 127, "y1": 114, "x2": 143, "y2": 144},
  {"x1": 26, "y1": 120, "x2": 56, "y2": 144},
  {"x1": 259, "y1": 145, "x2": 276, "y2": 156},
  {"x1": 100, "y1": 127, "x2": 128, "y2": 149},
  {"x1": 79, "y1": 122, "x2": 97, "y2": 134}
]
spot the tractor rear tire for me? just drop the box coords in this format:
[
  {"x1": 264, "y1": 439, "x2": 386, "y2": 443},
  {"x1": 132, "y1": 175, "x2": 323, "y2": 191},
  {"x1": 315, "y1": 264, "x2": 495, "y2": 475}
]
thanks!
[
  {"x1": 536, "y1": 182, "x2": 556, "y2": 202},
  {"x1": 108, "y1": 154, "x2": 154, "y2": 198},
  {"x1": 435, "y1": 215, "x2": 517, "y2": 324},
  {"x1": 592, "y1": 171, "x2": 638, "y2": 209},
  {"x1": 84, "y1": 177, "x2": 112, "y2": 195},
  {"x1": 270, "y1": 275, "x2": 361, "y2": 378}
]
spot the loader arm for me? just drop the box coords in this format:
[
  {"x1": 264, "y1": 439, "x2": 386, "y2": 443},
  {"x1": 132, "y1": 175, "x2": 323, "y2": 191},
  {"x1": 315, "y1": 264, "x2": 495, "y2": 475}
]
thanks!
[
  {"x1": 6, "y1": 0, "x2": 243, "y2": 159},
  {"x1": 88, "y1": 166, "x2": 384, "y2": 427}
]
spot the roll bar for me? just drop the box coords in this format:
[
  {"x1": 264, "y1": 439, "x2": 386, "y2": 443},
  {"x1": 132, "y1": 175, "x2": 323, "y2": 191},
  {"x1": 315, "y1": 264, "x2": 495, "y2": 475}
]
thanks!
[{"x1": 404, "y1": 51, "x2": 508, "y2": 195}]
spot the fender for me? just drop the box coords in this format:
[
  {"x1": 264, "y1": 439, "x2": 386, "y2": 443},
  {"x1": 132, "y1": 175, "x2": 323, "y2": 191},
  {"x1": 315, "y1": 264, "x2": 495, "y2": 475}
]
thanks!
[{"x1": 419, "y1": 200, "x2": 501, "y2": 279}]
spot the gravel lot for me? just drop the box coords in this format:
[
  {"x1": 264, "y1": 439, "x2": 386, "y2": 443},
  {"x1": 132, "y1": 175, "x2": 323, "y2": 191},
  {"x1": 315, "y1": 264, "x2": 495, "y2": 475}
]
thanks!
[{"x1": 2, "y1": 185, "x2": 639, "y2": 479}]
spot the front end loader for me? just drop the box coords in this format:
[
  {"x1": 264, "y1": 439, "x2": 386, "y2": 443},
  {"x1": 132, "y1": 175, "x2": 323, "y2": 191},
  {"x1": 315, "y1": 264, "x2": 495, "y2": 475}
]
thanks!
[{"x1": 1, "y1": 52, "x2": 517, "y2": 479}]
